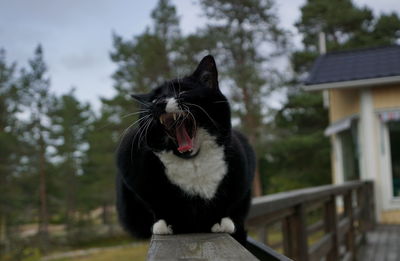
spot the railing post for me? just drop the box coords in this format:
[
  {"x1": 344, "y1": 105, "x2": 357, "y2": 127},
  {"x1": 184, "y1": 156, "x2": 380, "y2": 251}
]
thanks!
[
  {"x1": 344, "y1": 191, "x2": 356, "y2": 260},
  {"x1": 357, "y1": 185, "x2": 367, "y2": 245},
  {"x1": 287, "y1": 204, "x2": 309, "y2": 261},
  {"x1": 367, "y1": 182, "x2": 376, "y2": 229},
  {"x1": 257, "y1": 225, "x2": 267, "y2": 245},
  {"x1": 324, "y1": 195, "x2": 339, "y2": 261},
  {"x1": 282, "y1": 218, "x2": 291, "y2": 256}
]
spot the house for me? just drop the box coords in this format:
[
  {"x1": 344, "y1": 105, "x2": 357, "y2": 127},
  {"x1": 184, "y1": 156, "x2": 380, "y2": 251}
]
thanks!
[{"x1": 304, "y1": 45, "x2": 400, "y2": 223}]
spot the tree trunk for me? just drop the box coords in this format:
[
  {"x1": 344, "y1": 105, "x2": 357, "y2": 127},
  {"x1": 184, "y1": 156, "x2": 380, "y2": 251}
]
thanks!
[
  {"x1": 38, "y1": 132, "x2": 49, "y2": 246},
  {"x1": 102, "y1": 203, "x2": 108, "y2": 225},
  {"x1": 232, "y1": 24, "x2": 263, "y2": 197},
  {"x1": 0, "y1": 215, "x2": 6, "y2": 242},
  {"x1": 252, "y1": 168, "x2": 263, "y2": 197},
  {"x1": 102, "y1": 203, "x2": 114, "y2": 235},
  {"x1": 241, "y1": 81, "x2": 263, "y2": 197},
  {"x1": 1, "y1": 215, "x2": 10, "y2": 253},
  {"x1": 65, "y1": 156, "x2": 77, "y2": 236}
]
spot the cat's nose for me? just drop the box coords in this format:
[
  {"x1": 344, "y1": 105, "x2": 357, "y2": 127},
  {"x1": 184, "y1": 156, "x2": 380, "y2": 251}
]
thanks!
[
  {"x1": 153, "y1": 97, "x2": 179, "y2": 117},
  {"x1": 165, "y1": 98, "x2": 179, "y2": 113}
]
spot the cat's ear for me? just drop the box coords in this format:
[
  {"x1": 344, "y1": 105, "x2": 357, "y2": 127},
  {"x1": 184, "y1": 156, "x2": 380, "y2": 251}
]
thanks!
[
  {"x1": 130, "y1": 93, "x2": 152, "y2": 104},
  {"x1": 192, "y1": 55, "x2": 219, "y2": 89}
]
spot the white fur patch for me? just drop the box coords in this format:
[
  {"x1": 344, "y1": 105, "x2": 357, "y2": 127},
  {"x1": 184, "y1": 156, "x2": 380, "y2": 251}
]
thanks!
[
  {"x1": 165, "y1": 98, "x2": 179, "y2": 113},
  {"x1": 211, "y1": 217, "x2": 235, "y2": 234},
  {"x1": 155, "y1": 128, "x2": 227, "y2": 200},
  {"x1": 152, "y1": 219, "x2": 173, "y2": 235}
]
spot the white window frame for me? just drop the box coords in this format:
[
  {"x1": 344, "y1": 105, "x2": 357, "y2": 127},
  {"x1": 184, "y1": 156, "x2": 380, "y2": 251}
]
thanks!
[{"x1": 380, "y1": 120, "x2": 400, "y2": 210}]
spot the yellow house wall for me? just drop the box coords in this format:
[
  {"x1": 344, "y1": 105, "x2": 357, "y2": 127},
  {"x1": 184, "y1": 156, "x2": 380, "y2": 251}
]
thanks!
[
  {"x1": 329, "y1": 85, "x2": 400, "y2": 123},
  {"x1": 372, "y1": 85, "x2": 400, "y2": 110},
  {"x1": 329, "y1": 88, "x2": 360, "y2": 123}
]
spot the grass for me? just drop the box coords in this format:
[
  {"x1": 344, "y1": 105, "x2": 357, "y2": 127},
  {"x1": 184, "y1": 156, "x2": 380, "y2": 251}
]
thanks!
[{"x1": 51, "y1": 243, "x2": 149, "y2": 261}]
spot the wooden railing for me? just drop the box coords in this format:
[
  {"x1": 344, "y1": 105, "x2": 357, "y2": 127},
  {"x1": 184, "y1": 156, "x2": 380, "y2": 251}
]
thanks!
[
  {"x1": 146, "y1": 181, "x2": 375, "y2": 260},
  {"x1": 146, "y1": 233, "x2": 289, "y2": 260},
  {"x1": 246, "y1": 181, "x2": 375, "y2": 261}
]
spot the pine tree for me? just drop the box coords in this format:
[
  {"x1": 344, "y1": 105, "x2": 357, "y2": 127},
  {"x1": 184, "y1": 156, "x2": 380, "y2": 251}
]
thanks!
[
  {"x1": 48, "y1": 89, "x2": 92, "y2": 234},
  {"x1": 111, "y1": 0, "x2": 181, "y2": 96},
  {"x1": 20, "y1": 45, "x2": 52, "y2": 246},
  {"x1": 0, "y1": 49, "x2": 19, "y2": 245},
  {"x1": 106, "y1": 0, "x2": 186, "y2": 153},
  {"x1": 82, "y1": 108, "x2": 116, "y2": 233},
  {"x1": 199, "y1": 0, "x2": 288, "y2": 195}
]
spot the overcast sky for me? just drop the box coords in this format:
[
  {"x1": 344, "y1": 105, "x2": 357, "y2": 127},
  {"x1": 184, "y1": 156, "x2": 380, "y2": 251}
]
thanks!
[{"x1": 0, "y1": 0, "x2": 399, "y2": 109}]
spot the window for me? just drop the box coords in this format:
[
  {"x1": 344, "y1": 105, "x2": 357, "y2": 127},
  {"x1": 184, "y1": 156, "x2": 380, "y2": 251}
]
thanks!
[
  {"x1": 389, "y1": 121, "x2": 400, "y2": 197},
  {"x1": 339, "y1": 123, "x2": 360, "y2": 181}
]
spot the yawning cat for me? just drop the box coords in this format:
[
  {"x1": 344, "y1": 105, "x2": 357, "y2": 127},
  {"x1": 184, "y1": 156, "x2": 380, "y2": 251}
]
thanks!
[{"x1": 116, "y1": 55, "x2": 255, "y2": 245}]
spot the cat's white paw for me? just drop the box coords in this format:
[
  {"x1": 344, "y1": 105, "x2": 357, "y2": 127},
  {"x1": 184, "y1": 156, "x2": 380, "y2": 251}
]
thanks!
[
  {"x1": 152, "y1": 219, "x2": 173, "y2": 235},
  {"x1": 211, "y1": 217, "x2": 235, "y2": 234}
]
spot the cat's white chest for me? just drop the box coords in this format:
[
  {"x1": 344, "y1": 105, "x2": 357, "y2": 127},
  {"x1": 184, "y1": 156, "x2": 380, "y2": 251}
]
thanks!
[{"x1": 155, "y1": 129, "x2": 227, "y2": 200}]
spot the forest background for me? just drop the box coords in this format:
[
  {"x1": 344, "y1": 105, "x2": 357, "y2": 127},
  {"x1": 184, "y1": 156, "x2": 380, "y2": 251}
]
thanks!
[{"x1": 0, "y1": 0, "x2": 399, "y2": 260}]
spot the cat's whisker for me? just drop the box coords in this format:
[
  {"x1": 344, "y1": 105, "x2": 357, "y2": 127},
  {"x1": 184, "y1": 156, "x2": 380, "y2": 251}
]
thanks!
[
  {"x1": 121, "y1": 110, "x2": 150, "y2": 119},
  {"x1": 120, "y1": 114, "x2": 151, "y2": 152},
  {"x1": 133, "y1": 123, "x2": 145, "y2": 153},
  {"x1": 169, "y1": 81, "x2": 178, "y2": 99},
  {"x1": 177, "y1": 76, "x2": 182, "y2": 96},
  {"x1": 130, "y1": 115, "x2": 152, "y2": 161},
  {"x1": 133, "y1": 98, "x2": 152, "y2": 108},
  {"x1": 124, "y1": 114, "x2": 151, "y2": 132},
  {"x1": 139, "y1": 117, "x2": 153, "y2": 148},
  {"x1": 143, "y1": 117, "x2": 154, "y2": 146},
  {"x1": 184, "y1": 102, "x2": 219, "y2": 130},
  {"x1": 98, "y1": 110, "x2": 150, "y2": 131},
  {"x1": 137, "y1": 118, "x2": 150, "y2": 149}
]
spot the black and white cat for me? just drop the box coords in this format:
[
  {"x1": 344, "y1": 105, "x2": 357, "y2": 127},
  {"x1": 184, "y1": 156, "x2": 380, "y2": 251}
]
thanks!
[{"x1": 116, "y1": 55, "x2": 255, "y2": 245}]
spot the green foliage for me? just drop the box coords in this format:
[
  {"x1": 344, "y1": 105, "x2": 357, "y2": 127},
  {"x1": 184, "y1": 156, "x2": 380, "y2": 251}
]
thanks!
[
  {"x1": 1, "y1": 247, "x2": 42, "y2": 261},
  {"x1": 82, "y1": 111, "x2": 116, "y2": 212},
  {"x1": 21, "y1": 248, "x2": 41, "y2": 261},
  {"x1": 296, "y1": 0, "x2": 374, "y2": 48},
  {"x1": 0, "y1": 49, "x2": 22, "y2": 243},
  {"x1": 110, "y1": 0, "x2": 181, "y2": 97},
  {"x1": 199, "y1": 0, "x2": 288, "y2": 151},
  {"x1": 48, "y1": 90, "x2": 92, "y2": 229},
  {"x1": 266, "y1": 91, "x2": 331, "y2": 193},
  {"x1": 293, "y1": 0, "x2": 400, "y2": 74},
  {"x1": 268, "y1": 0, "x2": 400, "y2": 193}
]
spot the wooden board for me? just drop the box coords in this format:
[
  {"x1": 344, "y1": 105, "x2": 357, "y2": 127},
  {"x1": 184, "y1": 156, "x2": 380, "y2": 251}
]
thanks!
[{"x1": 147, "y1": 233, "x2": 259, "y2": 261}]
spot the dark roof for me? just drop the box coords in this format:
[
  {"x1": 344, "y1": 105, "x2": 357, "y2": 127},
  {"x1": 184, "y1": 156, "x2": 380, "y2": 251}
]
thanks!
[{"x1": 305, "y1": 45, "x2": 400, "y2": 85}]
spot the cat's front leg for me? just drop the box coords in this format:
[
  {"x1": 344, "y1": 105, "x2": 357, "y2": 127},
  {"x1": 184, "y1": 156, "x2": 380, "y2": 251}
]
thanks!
[
  {"x1": 211, "y1": 217, "x2": 235, "y2": 234},
  {"x1": 152, "y1": 219, "x2": 173, "y2": 235}
]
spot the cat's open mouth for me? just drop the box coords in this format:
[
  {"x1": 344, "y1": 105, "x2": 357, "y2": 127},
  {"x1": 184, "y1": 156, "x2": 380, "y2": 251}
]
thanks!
[{"x1": 159, "y1": 112, "x2": 196, "y2": 153}]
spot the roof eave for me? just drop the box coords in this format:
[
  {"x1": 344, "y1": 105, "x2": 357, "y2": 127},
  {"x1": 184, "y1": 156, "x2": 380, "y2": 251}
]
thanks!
[{"x1": 303, "y1": 75, "x2": 400, "y2": 91}]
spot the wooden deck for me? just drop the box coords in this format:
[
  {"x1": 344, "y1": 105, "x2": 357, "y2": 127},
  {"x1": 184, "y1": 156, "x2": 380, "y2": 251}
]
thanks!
[{"x1": 358, "y1": 225, "x2": 400, "y2": 261}]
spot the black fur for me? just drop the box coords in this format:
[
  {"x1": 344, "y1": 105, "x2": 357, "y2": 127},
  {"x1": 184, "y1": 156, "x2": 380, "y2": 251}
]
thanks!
[{"x1": 116, "y1": 55, "x2": 255, "y2": 245}]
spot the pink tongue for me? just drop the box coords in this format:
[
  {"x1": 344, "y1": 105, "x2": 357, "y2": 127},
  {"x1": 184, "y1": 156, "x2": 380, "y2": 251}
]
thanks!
[{"x1": 176, "y1": 125, "x2": 193, "y2": 153}]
